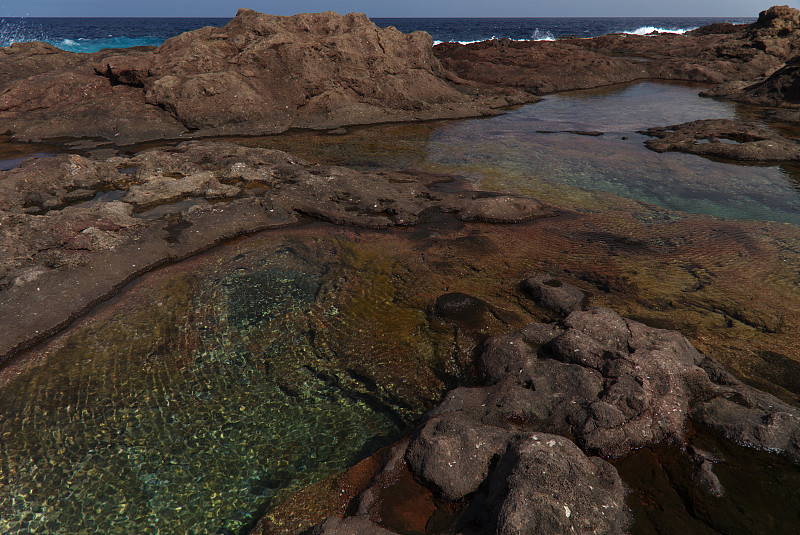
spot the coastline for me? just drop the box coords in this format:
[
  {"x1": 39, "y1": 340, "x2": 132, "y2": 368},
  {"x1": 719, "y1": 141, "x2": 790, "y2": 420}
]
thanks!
[{"x1": 2, "y1": 5, "x2": 800, "y2": 535}]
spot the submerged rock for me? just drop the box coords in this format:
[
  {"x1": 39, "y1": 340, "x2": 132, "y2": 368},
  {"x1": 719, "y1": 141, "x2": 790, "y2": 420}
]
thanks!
[
  {"x1": 0, "y1": 141, "x2": 557, "y2": 362},
  {"x1": 640, "y1": 119, "x2": 800, "y2": 161}
]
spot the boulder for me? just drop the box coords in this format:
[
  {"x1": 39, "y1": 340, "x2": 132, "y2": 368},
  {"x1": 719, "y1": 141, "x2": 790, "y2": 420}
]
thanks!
[
  {"x1": 522, "y1": 273, "x2": 586, "y2": 316},
  {"x1": 427, "y1": 305, "x2": 800, "y2": 461}
]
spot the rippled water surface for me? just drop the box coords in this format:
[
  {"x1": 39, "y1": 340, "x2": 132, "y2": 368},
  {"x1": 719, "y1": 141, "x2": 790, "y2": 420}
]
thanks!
[
  {"x1": 0, "y1": 244, "x2": 408, "y2": 534},
  {"x1": 3, "y1": 81, "x2": 800, "y2": 534}
]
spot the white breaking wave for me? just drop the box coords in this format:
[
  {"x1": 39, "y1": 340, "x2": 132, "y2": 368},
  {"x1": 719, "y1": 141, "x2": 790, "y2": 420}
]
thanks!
[
  {"x1": 623, "y1": 26, "x2": 697, "y2": 36},
  {"x1": 433, "y1": 29, "x2": 555, "y2": 46}
]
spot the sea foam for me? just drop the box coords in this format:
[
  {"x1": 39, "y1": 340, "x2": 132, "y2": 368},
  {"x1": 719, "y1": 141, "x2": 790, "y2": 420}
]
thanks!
[
  {"x1": 433, "y1": 28, "x2": 555, "y2": 46},
  {"x1": 623, "y1": 26, "x2": 696, "y2": 36}
]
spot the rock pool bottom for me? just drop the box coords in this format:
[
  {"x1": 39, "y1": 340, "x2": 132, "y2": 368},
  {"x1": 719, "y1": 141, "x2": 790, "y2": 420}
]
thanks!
[
  {"x1": 2, "y1": 213, "x2": 800, "y2": 535},
  {"x1": 0, "y1": 236, "x2": 418, "y2": 535}
]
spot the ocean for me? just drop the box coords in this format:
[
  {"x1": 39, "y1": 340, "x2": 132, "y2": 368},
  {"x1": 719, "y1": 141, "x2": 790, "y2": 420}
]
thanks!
[{"x1": 0, "y1": 15, "x2": 756, "y2": 53}]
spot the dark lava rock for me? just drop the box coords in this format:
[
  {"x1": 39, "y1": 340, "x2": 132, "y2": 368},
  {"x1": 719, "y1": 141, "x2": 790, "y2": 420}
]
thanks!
[
  {"x1": 307, "y1": 516, "x2": 398, "y2": 535},
  {"x1": 689, "y1": 447, "x2": 724, "y2": 497},
  {"x1": 731, "y1": 55, "x2": 800, "y2": 107},
  {"x1": 522, "y1": 273, "x2": 586, "y2": 316},
  {"x1": 640, "y1": 119, "x2": 800, "y2": 161},
  {"x1": 404, "y1": 414, "x2": 628, "y2": 534},
  {"x1": 0, "y1": 9, "x2": 526, "y2": 144},
  {"x1": 426, "y1": 305, "x2": 800, "y2": 462},
  {"x1": 309, "y1": 300, "x2": 800, "y2": 535},
  {"x1": 479, "y1": 434, "x2": 627, "y2": 535},
  {"x1": 405, "y1": 413, "x2": 511, "y2": 501}
]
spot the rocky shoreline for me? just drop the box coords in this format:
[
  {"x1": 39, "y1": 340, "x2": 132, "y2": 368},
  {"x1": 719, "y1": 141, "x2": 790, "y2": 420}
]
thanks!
[
  {"x1": 290, "y1": 276, "x2": 800, "y2": 534},
  {"x1": 2, "y1": 5, "x2": 800, "y2": 535}
]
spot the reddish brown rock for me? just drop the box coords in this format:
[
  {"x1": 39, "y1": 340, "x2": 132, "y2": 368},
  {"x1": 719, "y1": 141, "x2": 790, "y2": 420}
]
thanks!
[
  {"x1": 0, "y1": 10, "x2": 526, "y2": 145},
  {"x1": 640, "y1": 119, "x2": 800, "y2": 161},
  {"x1": 433, "y1": 6, "x2": 800, "y2": 97},
  {"x1": 0, "y1": 141, "x2": 557, "y2": 362}
]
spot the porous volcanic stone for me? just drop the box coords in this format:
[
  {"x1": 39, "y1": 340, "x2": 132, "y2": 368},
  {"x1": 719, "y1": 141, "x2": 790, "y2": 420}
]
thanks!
[
  {"x1": 522, "y1": 273, "x2": 587, "y2": 316},
  {"x1": 0, "y1": 10, "x2": 528, "y2": 144},
  {"x1": 640, "y1": 119, "x2": 800, "y2": 161}
]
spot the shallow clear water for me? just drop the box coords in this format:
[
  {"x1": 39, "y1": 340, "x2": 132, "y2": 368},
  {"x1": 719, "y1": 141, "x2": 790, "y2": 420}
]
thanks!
[
  {"x1": 244, "y1": 82, "x2": 800, "y2": 224},
  {"x1": 0, "y1": 246, "x2": 403, "y2": 534}
]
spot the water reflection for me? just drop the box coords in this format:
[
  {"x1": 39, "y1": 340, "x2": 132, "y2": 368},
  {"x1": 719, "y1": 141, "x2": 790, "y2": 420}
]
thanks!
[{"x1": 239, "y1": 82, "x2": 800, "y2": 224}]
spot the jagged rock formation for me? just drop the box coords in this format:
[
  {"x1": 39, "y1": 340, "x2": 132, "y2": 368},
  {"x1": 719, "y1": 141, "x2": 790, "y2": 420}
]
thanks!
[
  {"x1": 0, "y1": 10, "x2": 527, "y2": 144},
  {"x1": 434, "y1": 5, "x2": 800, "y2": 96}
]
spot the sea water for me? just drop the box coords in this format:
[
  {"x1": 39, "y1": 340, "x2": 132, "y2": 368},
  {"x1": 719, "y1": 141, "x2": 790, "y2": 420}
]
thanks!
[{"x1": 0, "y1": 16, "x2": 755, "y2": 53}]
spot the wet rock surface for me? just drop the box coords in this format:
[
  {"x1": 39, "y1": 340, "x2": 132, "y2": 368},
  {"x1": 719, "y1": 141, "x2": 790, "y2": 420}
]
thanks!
[
  {"x1": 640, "y1": 119, "x2": 800, "y2": 161},
  {"x1": 467, "y1": 304, "x2": 800, "y2": 461},
  {"x1": 0, "y1": 10, "x2": 527, "y2": 144},
  {"x1": 299, "y1": 280, "x2": 800, "y2": 535},
  {"x1": 522, "y1": 273, "x2": 587, "y2": 316},
  {"x1": 0, "y1": 141, "x2": 557, "y2": 362}
]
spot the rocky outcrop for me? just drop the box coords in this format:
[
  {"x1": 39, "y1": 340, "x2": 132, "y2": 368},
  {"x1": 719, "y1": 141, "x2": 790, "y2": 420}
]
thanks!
[
  {"x1": 309, "y1": 422, "x2": 628, "y2": 535},
  {"x1": 0, "y1": 10, "x2": 528, "y2": 144},
  {"x1": 712, "y1": 55, "x2": 800, "y2": 108},
  {"x1": 0, "y1": 141, "x2": 557, "y2": 362},
  {"x1": 433, "y1": 6, "x2": 800, "y2": 97},
  {"x1": 466, "y1": 304, "x2": 800, "y2": 462},
  {"x1": 639, "y1": 119, "x2": 800, "y2": 161}
]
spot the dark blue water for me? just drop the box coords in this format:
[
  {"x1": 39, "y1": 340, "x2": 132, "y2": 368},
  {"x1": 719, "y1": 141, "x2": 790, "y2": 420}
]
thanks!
[{"x1": 0, "y1": 16, "x2": 755, "y2": 53}]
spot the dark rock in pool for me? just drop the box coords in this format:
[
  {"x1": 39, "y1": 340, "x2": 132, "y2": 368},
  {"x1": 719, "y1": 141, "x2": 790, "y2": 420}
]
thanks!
[
  {"x1": 405, "y1": 419, "x2": 628, "y2": 534},
  {"x1": 306, "y1": 280, "x2": 800, "y2": 535},
  {"x1": 433, "y1": 292, "x2": 494, "y2": 330},
  {"x1": 308, "y1": 516, "x2": 398, "y2": 535},
  {"x1": 438, "y1": 304, "x2": 800, "y2": 461},
  {"x1": 640, "y1": 119, "x2": 800, "y2": 161},
  {"x1": 522, "y1": 272, "x2": 587, "y2": 316}
]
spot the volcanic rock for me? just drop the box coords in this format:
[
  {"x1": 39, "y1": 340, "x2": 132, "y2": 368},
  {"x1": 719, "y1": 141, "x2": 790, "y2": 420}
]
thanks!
[
  {"x1": 522, "y1": 273, "x2": 587, "y2": 316},
  {"x1": 426, "y1": 305, "x2": 800, "y2": 461},
  {"x1": 640, "y1": 119, "x2": 800, "y2": 161},
  {"x1": 723, "y1": 55, "x2": 800, "y2": 107},
  {"x1": 0, "y1": 141, "x2": 557, "y2": 362},
  {"x1": 433, "y1": 6, "x2": 800, "y2": 96},
  {"x1": 0, "y1": 9, "x2": 527, "y2": 144},
  {"x1": 311, "y1": 419, "x2": 628, "y2": 535}
]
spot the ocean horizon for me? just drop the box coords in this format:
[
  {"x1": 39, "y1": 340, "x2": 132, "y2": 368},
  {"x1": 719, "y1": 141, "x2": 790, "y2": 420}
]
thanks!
[{"x1": 1, "y1": 15, "x2": 756, "y2": 53}]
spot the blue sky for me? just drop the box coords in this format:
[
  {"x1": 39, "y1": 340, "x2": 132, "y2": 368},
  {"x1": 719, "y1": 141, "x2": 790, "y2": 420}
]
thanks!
[{"x1": 1, "y1": 1, "x2": 795, "y2": 18}]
